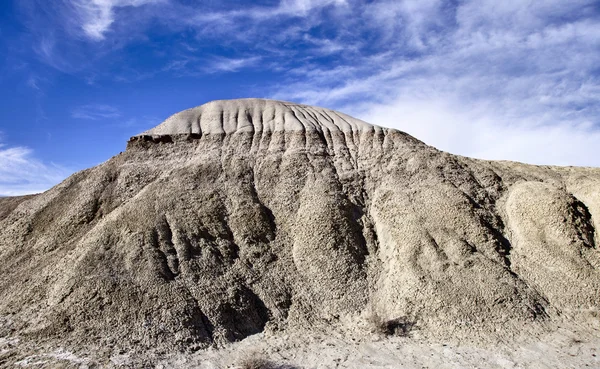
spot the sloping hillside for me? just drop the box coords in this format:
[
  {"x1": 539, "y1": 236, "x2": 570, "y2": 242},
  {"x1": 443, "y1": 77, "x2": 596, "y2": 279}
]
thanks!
[{"x1": 0, "y1": 99, "x2": 598, "y2": 366}]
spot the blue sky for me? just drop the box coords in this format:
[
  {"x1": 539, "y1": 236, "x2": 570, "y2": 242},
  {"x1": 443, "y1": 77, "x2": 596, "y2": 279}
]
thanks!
[{"x1": 0, "y1": 0, "x2": 599, "y2": 195}]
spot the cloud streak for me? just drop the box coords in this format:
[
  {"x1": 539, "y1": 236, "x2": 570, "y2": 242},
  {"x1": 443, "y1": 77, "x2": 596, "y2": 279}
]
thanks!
[
  {"x1": 0, "y1": 138, "x2": 71, "y2": 196},
  {"x1": 71, "y1": 104, "x2": 121, "y2": 120},
  {"x1": 203, "y1": 56, "x2": 262, "y2": 74},
  {"x1": 73, "y1": 0, "x2": 164, "y2": 40}
]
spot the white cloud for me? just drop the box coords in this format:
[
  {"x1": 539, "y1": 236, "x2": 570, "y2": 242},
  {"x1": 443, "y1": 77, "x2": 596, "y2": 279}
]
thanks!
[
  {"x1": 161, "y1": 55, "x2": 262, "y2": 77},
  {"x1": 24, "y1": 0, "x2": 351, "y2": 76},
  {"x1": 358, "y1": 96, "x2": 600, "y2": 167},
  {"x1": 71, "y1": 104, "x2": 121, "y2": 120},
  {"x1": 0, "y1": 139, "x2": 71, "y2": 196},
  {"x1": 262, "y1": 0, "x2": 347, "y2": 17},
  {"x1": 72, "y1": 0, "x2": 164, "y2": 40},
  {"x1": 67, "y1": 0, "x2": 346, "y2": 43},
  {"x1": 272, "y1": 0, "x2": 600, "y2": 166},
  {"x1": 191, "y1": 0, "x2": 346, "y2": 23},
  {"x1": 203, "y1": 56, "x2": 262, "y2": 74}
]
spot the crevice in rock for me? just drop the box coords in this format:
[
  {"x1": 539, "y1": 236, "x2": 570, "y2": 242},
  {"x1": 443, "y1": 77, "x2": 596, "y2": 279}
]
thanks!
[
  {"x1": 147, "y1": 228, "x2": 176, "y2": 281},
  {"x1": 179, "y1": 283, "x2": 215, "y2": 345},
  {"x1": 570, "y1": 197, "x2": 596, "y2": 248},
  {"x1": 489, "y1": 224, "x2": 513, "y2": 269}
]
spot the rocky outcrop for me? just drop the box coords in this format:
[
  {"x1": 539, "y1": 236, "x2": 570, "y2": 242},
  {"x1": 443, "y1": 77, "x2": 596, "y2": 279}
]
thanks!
[{"x1": 0, "y1": 99, "x2": 599, "y2": 362}]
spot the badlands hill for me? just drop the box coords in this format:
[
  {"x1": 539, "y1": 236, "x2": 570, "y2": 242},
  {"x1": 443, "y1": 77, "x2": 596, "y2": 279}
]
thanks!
[{"x1": 0, "y1": 99, "x2": 599, "y2": 367}]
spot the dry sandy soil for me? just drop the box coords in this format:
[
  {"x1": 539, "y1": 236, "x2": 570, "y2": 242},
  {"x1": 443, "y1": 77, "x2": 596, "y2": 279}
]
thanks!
[{"x1": 0, "y1": 99, "x2": 599, "y2": 368}]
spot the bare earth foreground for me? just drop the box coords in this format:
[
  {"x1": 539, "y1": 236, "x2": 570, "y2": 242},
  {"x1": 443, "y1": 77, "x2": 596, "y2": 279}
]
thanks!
[{"x1": 0, "y1": 99, "x2": 599, "y2": 368}]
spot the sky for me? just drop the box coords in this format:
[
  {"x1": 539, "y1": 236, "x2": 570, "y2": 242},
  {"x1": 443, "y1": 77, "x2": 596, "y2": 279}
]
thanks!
[{"x1": 0, "y1": 0, "x2": 599, "y2": 196}]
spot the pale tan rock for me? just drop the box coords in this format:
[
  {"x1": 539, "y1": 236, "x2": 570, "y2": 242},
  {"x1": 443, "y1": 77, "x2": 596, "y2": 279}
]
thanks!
[{"x1": 0, "y1": 99, "x2": 599, "y2": 366}]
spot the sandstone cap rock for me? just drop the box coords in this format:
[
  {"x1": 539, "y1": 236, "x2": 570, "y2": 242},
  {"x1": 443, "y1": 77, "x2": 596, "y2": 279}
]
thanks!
[{"x1": 137, "y1": 98, "x2": 380, "y2": 136}]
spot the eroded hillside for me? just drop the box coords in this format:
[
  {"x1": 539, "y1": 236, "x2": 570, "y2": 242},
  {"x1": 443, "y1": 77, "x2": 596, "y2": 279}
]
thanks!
[{"x1": 0, "y1": 99, "x2": 599, "y2": 366}]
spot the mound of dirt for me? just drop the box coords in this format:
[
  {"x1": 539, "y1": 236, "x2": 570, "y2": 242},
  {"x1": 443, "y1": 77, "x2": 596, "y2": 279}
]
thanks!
[{"x1": 0, "y1": 99, "x2": 598, "y2": 366}]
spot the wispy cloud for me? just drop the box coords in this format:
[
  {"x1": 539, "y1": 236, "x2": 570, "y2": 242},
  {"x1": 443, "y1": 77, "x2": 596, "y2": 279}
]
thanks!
[
  {"x1": 71, "y1": 104, "x2": 121, "y2": 120},
  {"x1": 190, "y1": 0, "x2": 347, "y2": 23},
  {"x1": 20, "y1": 0, "x2": 350, "y2": 77},
  {"x1": 66, "y1": 0, "x2": 345, "y2": 44},
  {"x1": 161, "y1": 55, "x2": 263, "y2": 77},
  {"x1": 26, "y1": 74, "x2": 42, "y2": 90},
  {"x1": 203, "y1": 56, "x2": 262, "y2": 74},
  {"x1": 0, "y1": 137, "x2": 71, "y2": 196},
  {"x1": 14, "y1": 0, "x2": 600, "y2": 166},
  {"x1": 72, "y1": 0, "x2": 164, "y2": 40},
  {"x1": 270, "y1": 0, "x2": 600, "y2": 166}
]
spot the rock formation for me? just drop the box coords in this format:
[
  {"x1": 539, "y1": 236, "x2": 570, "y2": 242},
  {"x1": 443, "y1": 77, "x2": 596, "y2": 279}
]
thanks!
[{"x1": 0, "y1": 99, "x2": 599, "y2": 364}]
